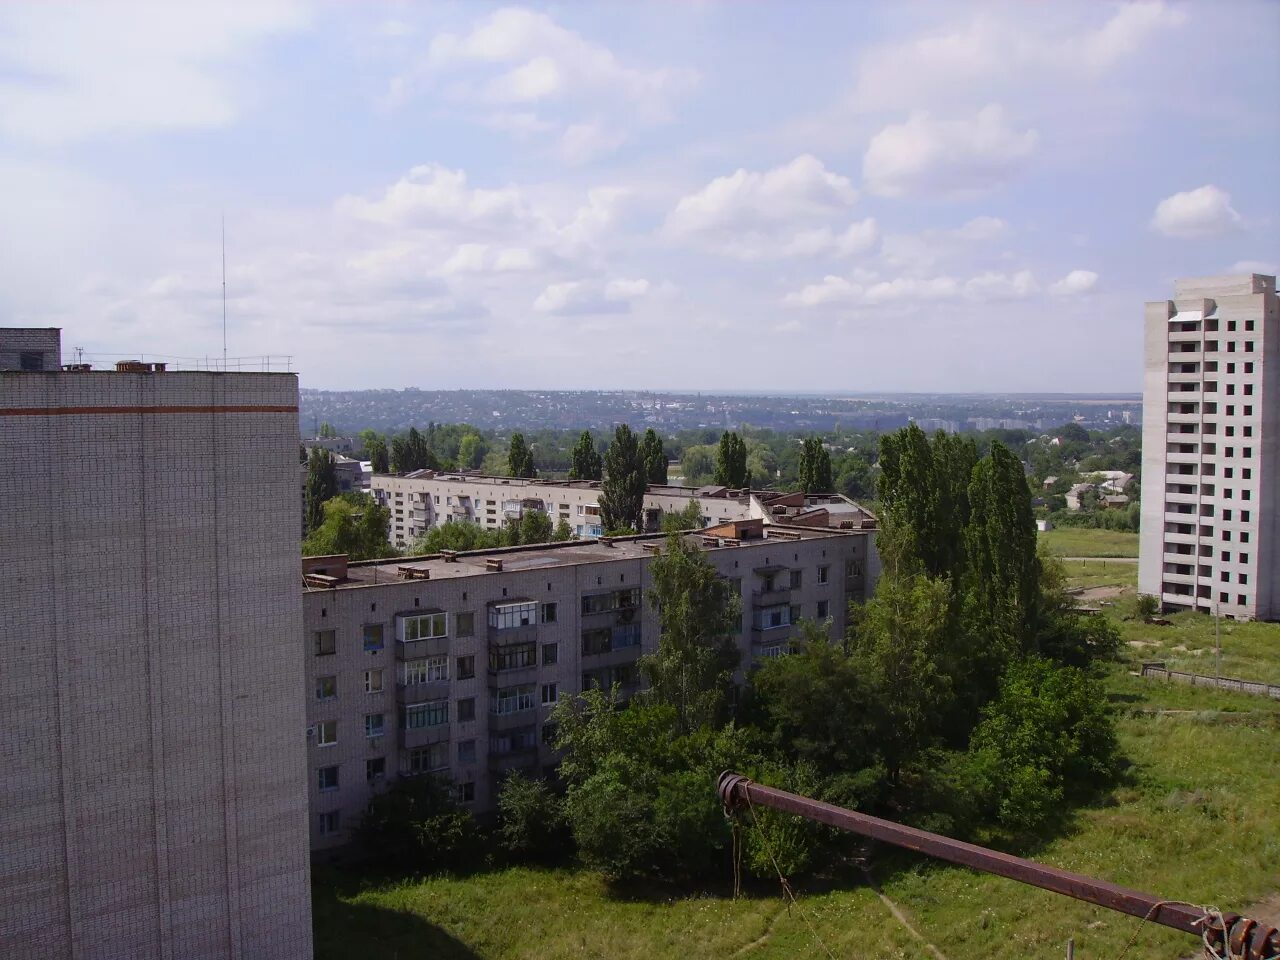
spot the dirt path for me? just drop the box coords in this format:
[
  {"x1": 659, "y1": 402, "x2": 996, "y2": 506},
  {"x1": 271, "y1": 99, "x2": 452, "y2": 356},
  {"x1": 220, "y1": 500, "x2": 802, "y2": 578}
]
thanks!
[{"x1": 860, "y1": 867, "x2": 950, "y2": 960}]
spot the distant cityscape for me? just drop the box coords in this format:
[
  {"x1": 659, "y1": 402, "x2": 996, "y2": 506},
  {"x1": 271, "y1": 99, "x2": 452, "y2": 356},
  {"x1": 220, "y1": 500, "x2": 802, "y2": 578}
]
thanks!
[{"x1": 300, "y1": 388, "x2": 1142, "y2": 436}]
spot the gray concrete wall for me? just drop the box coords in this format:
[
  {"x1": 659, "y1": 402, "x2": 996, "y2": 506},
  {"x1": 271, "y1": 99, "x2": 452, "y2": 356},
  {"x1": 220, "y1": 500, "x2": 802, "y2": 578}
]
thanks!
[{"x1": 0, "y1": 369, "x2": 313, "y2": 960}]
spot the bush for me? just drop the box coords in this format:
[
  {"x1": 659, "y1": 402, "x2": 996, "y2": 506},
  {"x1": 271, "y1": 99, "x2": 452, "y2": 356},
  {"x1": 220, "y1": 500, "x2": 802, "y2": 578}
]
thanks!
[
  {"x1": 966, "y1": 657, "x2": 1118, "y2": 833},
  {"x1": 497, "y1": 773, "x2": 570, "y2": 864},
  {"x1": 358, "y1": 776, "x2": 481, "y2": 872}
]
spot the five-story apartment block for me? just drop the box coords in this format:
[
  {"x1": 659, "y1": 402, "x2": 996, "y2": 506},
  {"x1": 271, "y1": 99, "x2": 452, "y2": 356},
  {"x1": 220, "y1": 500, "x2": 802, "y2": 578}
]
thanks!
[
  {"x1": 1139, "y1": 274, "x2": 1278, "y2": 620},
  {"x1": 302, "y1": 520, "x2": 876, "y2": 851}
]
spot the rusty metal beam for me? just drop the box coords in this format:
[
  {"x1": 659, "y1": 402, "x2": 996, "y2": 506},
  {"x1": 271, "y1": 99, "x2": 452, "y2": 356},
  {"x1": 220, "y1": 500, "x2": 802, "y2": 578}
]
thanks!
[{"x1": 718, "y1": 772, "x2": 1278, "y2": 958}]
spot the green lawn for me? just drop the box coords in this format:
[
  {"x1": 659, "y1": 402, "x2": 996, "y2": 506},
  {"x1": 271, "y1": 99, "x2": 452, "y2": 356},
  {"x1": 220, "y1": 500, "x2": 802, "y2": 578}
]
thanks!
[
  {"x1": 1117, "y1": 610, "x2": 1280, "y2": 686},
  {"x1": 312, "y1": 669, "x2": 1280, "y2": 960},
  {"x1": 1038, "y1": 527, "x2": 1140, "y2": 558},
  {"x1": 1057, "y1": 558, "x2": 1139, "y2": 592}
]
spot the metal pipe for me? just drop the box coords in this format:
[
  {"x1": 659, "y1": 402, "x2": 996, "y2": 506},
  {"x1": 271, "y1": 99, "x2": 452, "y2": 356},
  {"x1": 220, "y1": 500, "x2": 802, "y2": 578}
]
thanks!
[{"x1": 718, "y1": 772, "x2": 1278, "y2": 958}]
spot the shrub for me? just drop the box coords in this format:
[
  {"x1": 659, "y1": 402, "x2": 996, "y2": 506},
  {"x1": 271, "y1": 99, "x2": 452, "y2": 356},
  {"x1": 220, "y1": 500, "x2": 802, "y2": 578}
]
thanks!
[
  {"x1": 358, "y1": 776, "x2": 480, "y2": 872},
  {"x1": 497, "y1": 773, "x2": 570, "y2": 864}
]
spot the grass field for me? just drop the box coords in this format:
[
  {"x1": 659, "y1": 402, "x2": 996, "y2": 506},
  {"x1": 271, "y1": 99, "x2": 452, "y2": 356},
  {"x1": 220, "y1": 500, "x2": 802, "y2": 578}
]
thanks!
[
  {"x1": 1057, "y1": 558, "x2": 1139, "y2": 592},
  {"x1": 312, "y1": 664, "x2": 1280, "y2": 960},
  {"x1": 1038, "y1": 527, "x2": 1140, "y2": 558}
]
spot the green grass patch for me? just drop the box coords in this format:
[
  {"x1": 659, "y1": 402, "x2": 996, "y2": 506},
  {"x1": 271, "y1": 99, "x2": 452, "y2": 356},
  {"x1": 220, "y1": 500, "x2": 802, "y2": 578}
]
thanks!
[
  {"x1": 1114, "y1": 610, "x2": 1280, "y2": 686},
  {"x1": 312, "y1": 667, "x2": 1280, "y2": 960},
  {"x1": 1057, "y1": 558, "x2": 1139, "y2": 592},
  {"x1": 1038, "y1": 527, "x2": 1139, "y2": 558}
]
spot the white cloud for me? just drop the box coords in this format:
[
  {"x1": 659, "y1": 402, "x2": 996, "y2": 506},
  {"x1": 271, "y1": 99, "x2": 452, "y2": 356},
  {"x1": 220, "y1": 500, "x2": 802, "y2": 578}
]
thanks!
[
  {"x1": 785, "y1": 268, "x2": 1042, "y2": 308},
  {"x1": 666, "y1": 155, "x2": 874, "y2": 259},
  {"x1": 534, "y1": 276, "x2": 651, "y2": 315},
  {"x1": 440, "y1": 244, "x2": 538, "y2": 275},
  {"x1": 1151, "y1": 185, "x2": 1243, "y2": 238},
  {"x1": 559, "y1": 122, "x2": 628, "y2": 165},
  {"x1": 336, "y1": 164, "x2": 528, "y2": 230},
  {"x1": 881, "y1": 216, "x2": 1010, "y2": 271},
  {"x1": 964, "y1": 269, "x2": 1038, "y2": 300},
  {"x1": 849, "y1": 3, "x2": 1185, "y2": 113},
  {"x1": 1049, "y1": 269, "x2": 1099, "y2": 296},
  {"x1": 1228, "y1": 260, "x2": 1277, "y2": 276},
  {"x1": 863, "y1": 105, "x2": 1037, "y2": 198},
  {"x1": 0, "y1": 2, "x2": 306, "y2": 142}
]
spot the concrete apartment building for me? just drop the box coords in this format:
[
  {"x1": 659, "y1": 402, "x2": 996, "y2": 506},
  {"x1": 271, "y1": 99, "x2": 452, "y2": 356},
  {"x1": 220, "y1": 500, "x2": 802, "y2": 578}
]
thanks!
[
  {"x1": 0, "y1": 329, "x2": 313, "y2": 959},
  {"x1": 301, "y1": 520, "x2": 877, "y2": 851},
  {"x1": 1139, "y1": 274, "x2": 1278, "y2": 620},
  {"x1": 371, "y1": 470, "x2": 877, "y2": 546}
]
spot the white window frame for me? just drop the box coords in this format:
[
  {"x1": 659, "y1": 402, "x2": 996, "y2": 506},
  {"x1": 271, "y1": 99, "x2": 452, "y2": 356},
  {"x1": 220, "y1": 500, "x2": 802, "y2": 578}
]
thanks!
[
  {"x1": 364, "y1": 669, "x2": 384, "y2": 694},
  {"x1": 400, "y1": 612, "x2": 447, "y2": 642},
  {"x1": 316, "y1": 720, "x2": 337, "y2": 746},
  {"x1": 541, "y1": 682, "x2": 559, "y2": 706},
  {"x1": 492, "y1": 684, "x2": 536, "y2": 715},
  {"x1": 365, "y1": 713, "x2": 385, "y2": 738},
  {"x1": 315, "y1": 675, "x2": 337, "y2": 700}
]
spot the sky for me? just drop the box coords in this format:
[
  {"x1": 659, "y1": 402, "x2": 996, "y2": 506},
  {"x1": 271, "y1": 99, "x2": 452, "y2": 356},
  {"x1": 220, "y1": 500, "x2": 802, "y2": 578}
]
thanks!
[{"x1": 1, "y1": 1, "x2": 1277, "y2": 393}]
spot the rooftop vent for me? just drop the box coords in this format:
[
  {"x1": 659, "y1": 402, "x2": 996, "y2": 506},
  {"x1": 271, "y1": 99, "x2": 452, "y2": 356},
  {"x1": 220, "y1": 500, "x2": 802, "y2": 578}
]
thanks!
[
  {"x1": 398, "y1": 566, "x2": 431, "y2": 581},
  {"x1": 485, "y1": 558, "x2": 504, "y2": 572}
]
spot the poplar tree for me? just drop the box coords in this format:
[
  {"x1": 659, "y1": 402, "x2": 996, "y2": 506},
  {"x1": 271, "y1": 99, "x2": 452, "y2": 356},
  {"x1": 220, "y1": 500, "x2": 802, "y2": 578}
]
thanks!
[
  {"x1": 714, "y1": 431, "x2": 748, "y2": 488},
  {"x1": 304, "y1": 447, "x2": 339, "y2": 534},
  {"x1": 639, "y1": 428, "x2": 668, "y2": 485},
  {"x1": 507, "y1": 432, "x2": 536, "y2": 478},
  {"x1": 599, "y1": 424, "x2": 646, "y2": 532},
  {"x1": 568, "y1": 430, "x2": 602, "y2": 481},
  {"x1": 798, "y1": 436, "x2": 833, "y2": 494}
]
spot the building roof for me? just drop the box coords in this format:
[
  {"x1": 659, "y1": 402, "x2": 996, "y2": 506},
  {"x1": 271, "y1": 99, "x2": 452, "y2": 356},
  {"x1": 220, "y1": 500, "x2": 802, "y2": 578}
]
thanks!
[{"x1": 302, "y1": 524, "x2": 863, "y2": 592}]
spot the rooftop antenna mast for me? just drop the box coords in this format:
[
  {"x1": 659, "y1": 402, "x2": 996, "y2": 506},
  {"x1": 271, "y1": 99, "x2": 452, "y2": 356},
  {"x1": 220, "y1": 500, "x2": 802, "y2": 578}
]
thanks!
[{"x1": 221, "y1": 214, "x2": 228, "y2": 370}]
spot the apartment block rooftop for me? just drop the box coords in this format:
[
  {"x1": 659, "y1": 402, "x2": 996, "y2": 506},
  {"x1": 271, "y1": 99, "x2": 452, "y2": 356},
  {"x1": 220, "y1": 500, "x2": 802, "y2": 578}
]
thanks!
[
  {"x1": 0, "y1": 326, "x2": 294, "y2": 374},
  {"x1": 302, "y1": 519, "x2": 862, "y2": 590}
]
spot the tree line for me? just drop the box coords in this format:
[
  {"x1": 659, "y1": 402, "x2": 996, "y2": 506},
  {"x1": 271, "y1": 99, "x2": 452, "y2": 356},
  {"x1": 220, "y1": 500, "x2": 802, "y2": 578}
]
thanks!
[{"x1": 358, "y1": 424, "x2": 1121, "y2": 884}]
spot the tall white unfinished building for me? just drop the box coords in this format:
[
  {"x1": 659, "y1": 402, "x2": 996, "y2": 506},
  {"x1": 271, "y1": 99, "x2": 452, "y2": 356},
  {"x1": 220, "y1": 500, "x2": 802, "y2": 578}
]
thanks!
[
  {"x1": 0, "y1": 329, "x2": 313, "y2": 959},
  {"x1": 1139, "y1": 275, "x2": 1278, "y2": 621}
]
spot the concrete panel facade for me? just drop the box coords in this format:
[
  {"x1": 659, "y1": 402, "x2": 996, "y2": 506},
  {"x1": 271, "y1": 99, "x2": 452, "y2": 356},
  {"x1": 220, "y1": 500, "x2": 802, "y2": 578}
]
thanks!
[
  {"x1": 1138, "y1": 275, "x2": 1277, "y2": 621},
  {"x1": 0, "y1": 360, "x2": 313, "y2": 959}
]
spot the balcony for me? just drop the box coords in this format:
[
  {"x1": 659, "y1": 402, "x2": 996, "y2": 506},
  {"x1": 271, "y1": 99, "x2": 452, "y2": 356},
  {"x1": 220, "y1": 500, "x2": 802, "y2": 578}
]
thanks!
[
  {"x1": 398, "y1": 636, "x2": 450, "y2": 661},
  {"x1": 488, "y1": 746, "x2": 539, "y2": 774},
  {"x1": 752, "y1": 587, "x2": 792, "y2": 607},
  {"x1": 1164, "y1": 491, "x2": 1199, "y2": 505},
  {"x1": 489, "y1": 707, "x2": 538, "y2": 731},
  {"x1": 402, "y1": 723, "x2": 450, "y2": 749},
  {"x1": 397, "y1": 678, "x2": 450, "y2": 703}
]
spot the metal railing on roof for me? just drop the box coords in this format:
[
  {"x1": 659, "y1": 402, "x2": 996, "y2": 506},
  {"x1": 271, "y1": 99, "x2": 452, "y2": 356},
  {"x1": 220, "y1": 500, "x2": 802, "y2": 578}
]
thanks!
[{"x1": 67, "y1": 352, "x2": 294, "y2": 373}]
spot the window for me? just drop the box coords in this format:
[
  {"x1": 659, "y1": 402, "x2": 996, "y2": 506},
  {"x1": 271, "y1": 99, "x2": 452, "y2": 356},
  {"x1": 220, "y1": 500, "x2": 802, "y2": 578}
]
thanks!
[
  {"x1": 364, "y1": 669, "x2": 383, "y2": 694},
  {"x1": 541, "y1": 683, "x2": 559, "y2": 705},
  {"x1": 1240, "y1": 532, "x2": 1250, "y2": 544},
  {"x1": 402, "y1": 612, "x2": 447, "y2": 641},
  {"x1": 1239, "y1": 553, "x2": 1250, "y2": 565},
  {"x1": 490, "y1": 641, "x2": 536, "y2": 672},
  {"x1": 817, "y1": 566, "x2": 829, "y2": 585},
  {"x1": 489, "y1": 601, "x2": 537, "y2": 629},
  {"x1": 542, "y1": 722, "x2": 558, "y2": 745},
  {"x1": 403, "y1": 656, "x2": 449, "y2": 685},
  {"x1": 490, "y1": 727, "x2": 537, "y2": 754},
  {"x1": 404, "y1": 700, "x2": 448, "y2": 728},
  {"x1": 1238, "y1": 595, "x2": 1248, "y2": 606},
  {"x1": 458, "y1": 739, "x2": 476, "y2": 764},
  {"x1": 457, "y1": 697, "x2": 476, "y2": 722},
  {"x1": 18, "y1": 351, "x2": 45, "y2": 371},
  {"x1": 362, "y1": 623, "x2": 384, "y2": 652},
  {"x1": 315, "y1": 720, "x2": 337, "y2": 746},
  {"x1": 1241, "y1": 511, "x2": 1251, "y2": 522},
  {"x1": 366, "y1": 757, "x2": 386, "y2": 782},
  {"x1": 817, "y1": 600, "x2": 830, "y2": 619},
  {"x1": 582, "y1": 627, "x2": 612, "y2": 655},
  {"x1": 788, "y1": 569, "x2": 802, "y2": 589},
  {"x1": 365, "y1": 713, "x2": 385, "y2": 738},
  {"x1": 457, "y1": 655, "x2": 475, "y2": 680},
  {"x1": 492, "y1": 684, "x2": 536, "y2": 715},
  {"x1": 315, "y1": 675, "x2": 337, "y2": 700},
  {"x1": 317, "y1": 811, "x2": 340, "y2": 836},
  {"x1": 314, "y1": 630, "x2": 336, "y2": 656},
  {"x1": 456, "y1": 612, "x2": 475, "y2": 638},
  {"x1": 1239, "y1": 574, "x2": 1248, "y2": 586},
  {"x1": 541, "y1": 602, "x2": 558, "y2": 624},
  {"x1": 459, "y1": 782, "x2": 476, "y2": 803},
  {"x1": 542, "y1": 643, "x2": 559, "y2": 665},
  {"x1": 753, "y1": 604, "x2": 791, "y2": 630},
  {"x1": 318, "y1": 766, "x2": 339, "y2": 792},
  {"x1": 406, "y1": 743, "x2": 449, "y2": 774}
]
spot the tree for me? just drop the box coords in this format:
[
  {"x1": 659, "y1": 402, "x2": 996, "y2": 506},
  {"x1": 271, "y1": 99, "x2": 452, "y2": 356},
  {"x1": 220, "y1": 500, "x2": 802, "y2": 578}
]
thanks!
[
  {"x1": 390, "y1": 427, "x2": 439, "y2": 473},
  {"x1": 640, "y1": 428, "x2": 668, "y2": 485},
  {"x1": 518, "y1": 508, "x2": 554, "y2": 545},
  {"x1": 358, "y1": 775, "x2": 479, "y2": 872},
  {"x1": 304, "y1": 447, "x2": 338, "y2": 534},
  {"x1": 639, "y1": 533, "x2": 741, "y2": 733},
  {"x1": 797, "y1": 436, "x2": 833, "y2": 494},
  {"x1": 496, "y1": 773, "x2": 568, "y2": 864},
  {"x1": 568, "y1": 430, "x2": 603, "y2": 481},
  {"x1": 552, "y1": 518, "x2": 574, "y2": 542},
  {"x1": 681, "y1": 444, "x2": 717, "y2": 486},
  {"x1": 318, "y1": 421, "x2": 336, "y2": 438},
  {"x1": 599, "y1": 424, "x2": 646, "y2": 533},
  {"x1": 457, "y1": 433, "x2": 487, "y2": 470},
  {"x1": 660, "y1": 498, "x2": 704, "y2": 533},
  {"x1": 363, "y1": 435, "x2": 389, "y2": 474},
  {"x1": 508, "y1": 432, "x2": 536, "y2": 478},
  {"x1": 849, "y1": 571, "x2": 954, "y2": 782},
  {"x1": 966, "y1": 656, "x2": 1117, "y2": 833},
  {"x1": 302, "y1": 492, "x2": 393, "y2": 560},
  {"x1": 405, "y1": 520, "x2": 508, "y2": 555},
  {"x1": 714, "y1": 431, "x2": 748, "y2": 488}
]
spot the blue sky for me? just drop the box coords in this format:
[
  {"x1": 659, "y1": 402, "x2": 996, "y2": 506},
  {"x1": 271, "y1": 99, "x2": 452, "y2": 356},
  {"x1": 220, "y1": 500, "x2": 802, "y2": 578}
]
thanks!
[{"x1": 1, "y1": 1, "x2": 1276, "y2": 391}]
